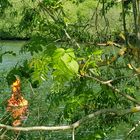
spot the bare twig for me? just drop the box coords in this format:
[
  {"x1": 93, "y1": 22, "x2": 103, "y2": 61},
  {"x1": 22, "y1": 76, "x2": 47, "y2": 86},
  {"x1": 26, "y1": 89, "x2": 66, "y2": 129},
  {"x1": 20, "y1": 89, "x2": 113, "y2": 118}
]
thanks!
[
  {"x1": 85, "y1": 0, "x2": 100, "y2": 31},
  {"x1": 63, "y1": 29, "x2": 80, "y2": 49},
  {"x1": 122, "y1": 0, "x2": 129, "y2": 46},
  {"x1": 0, "y1": 130, "x2": 7, "y2": 140},
  {"x1": 29, "y1": 82, "x2": 35, "y2": 95},
  {"x1": 97, "y1": 42, "x2": 121, "y2": 48},
  {"x1": 125, "y1": 120, "x2": 140, "y2": 139},
  {"x1": 101, "y1": 0, "x2": 110, "y2": 35},
  {"x1": 103, "y1": 74, "x2": 139, "y2": 84}
]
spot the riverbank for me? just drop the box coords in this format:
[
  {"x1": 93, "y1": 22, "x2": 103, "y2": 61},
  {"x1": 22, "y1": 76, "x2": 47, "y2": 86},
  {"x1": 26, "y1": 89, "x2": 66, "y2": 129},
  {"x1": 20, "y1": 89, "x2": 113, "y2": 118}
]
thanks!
[
  {"x1": 0, "y1": 31, "x2": 30, "y2": 41},
  {"x1": 0, "y1": 36, "x2": 30, "y2": 41}
]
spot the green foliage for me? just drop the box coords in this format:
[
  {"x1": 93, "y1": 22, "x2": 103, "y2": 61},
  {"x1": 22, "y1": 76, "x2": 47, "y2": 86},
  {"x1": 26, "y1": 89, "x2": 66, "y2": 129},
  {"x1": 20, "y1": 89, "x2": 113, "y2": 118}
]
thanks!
[
  {"x1": 6, "y1": 60, "x2": 33, "y2": 85},
  {"x1": 20, "y1": 35, "x2": 45, "y2": 55},
  {"x1": 19, "y1": 7, "x2": 40, "y2": 32},
  {"x1": 1, "y1": 0, "x2": 140, "y2": 139},
  {"x1": 0, "y1": 0, "x2": 12, "y2": 16},
  {"x1": 100, "y1": 0, "x2": 117, "y2": 14},
  {"x1": 30, "y1": 47, "x2": 79, "y2": 87},
  {"x1": 42, "y1": 0, "x2": 62, "y2": 7},
  {"x1": 53, "y1": 48, "x2": 79, "y2": 76}
]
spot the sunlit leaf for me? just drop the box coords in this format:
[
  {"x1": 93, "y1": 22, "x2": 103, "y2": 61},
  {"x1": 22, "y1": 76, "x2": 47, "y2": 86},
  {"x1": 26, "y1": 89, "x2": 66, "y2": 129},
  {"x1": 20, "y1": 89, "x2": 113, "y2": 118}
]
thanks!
[
  {"x1": 93, "y1": 50, "x2": 103, "y2": 55},
  {"x1": 67, "y1": 59, "x2": 79, "y2": 74}
]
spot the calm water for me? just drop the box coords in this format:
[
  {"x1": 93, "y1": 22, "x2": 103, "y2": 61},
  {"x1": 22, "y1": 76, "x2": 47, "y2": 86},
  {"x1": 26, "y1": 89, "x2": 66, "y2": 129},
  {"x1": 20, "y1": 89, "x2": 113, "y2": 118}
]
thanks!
[{"x1": 0, "y1": 40, "x2": 30, "y2": 70}]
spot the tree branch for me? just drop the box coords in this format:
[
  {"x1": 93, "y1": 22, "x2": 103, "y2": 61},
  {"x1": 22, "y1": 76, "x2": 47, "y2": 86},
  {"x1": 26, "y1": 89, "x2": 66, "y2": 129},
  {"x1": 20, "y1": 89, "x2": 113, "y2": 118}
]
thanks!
[
  {"x1": 85, "y1": 71, "x2": 140, "y2": 105},
  {"x1": 63, "y1": 29, "x2": 80, "y2": 49},
  {"x1": 1, "y1": 107, "x2": 140, "y2": 132}
]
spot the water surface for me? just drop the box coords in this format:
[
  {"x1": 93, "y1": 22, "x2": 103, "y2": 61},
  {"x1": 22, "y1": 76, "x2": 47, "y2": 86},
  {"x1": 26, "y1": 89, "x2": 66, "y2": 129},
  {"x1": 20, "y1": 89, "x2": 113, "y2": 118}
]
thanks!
[{"x1": 0, "y1": 40, "x2": 30, "y2": 70}]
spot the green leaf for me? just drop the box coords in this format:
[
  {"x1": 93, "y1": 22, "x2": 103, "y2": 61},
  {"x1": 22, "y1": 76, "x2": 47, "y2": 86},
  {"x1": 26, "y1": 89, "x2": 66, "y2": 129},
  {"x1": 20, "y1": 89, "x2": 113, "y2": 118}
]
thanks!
[
  {"x1": 67, "y1": 59, "x2": 79, "y2": 74},
  {"x1": 44, "y1": 45, "x2": 57, "y2": 56},
  {"x1": 93, "y1": 50, "x2": 103, "y2": 55},
  {"x1": 53, "y1": 48, "x2": 65, "y2": 60},
  {"x1": 61, "y1": 53, "x2": 72, "y2": 63},
  {"x1": 65, "y1": 48, "x2": 75, "y2": 58},
  {"x1": 95, "y1": 134, "x2": 102, "y2": 139},
  {"x1": 52, "y1": 48, "x2": 79, "y2": 84}
]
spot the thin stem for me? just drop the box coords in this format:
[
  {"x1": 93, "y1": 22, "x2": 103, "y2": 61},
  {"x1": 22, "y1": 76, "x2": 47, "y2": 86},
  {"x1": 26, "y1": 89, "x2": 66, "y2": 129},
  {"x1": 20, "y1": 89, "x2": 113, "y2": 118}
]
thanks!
[
  {"x1": 85, "y1": 71, "x2": 140, "y2": 105},
  {"x1": 122, "y1": 0, "x2": 128, "y2": 46},
  {"x1": 72, "y1": 128, "x2": 75, "y2": 140},
  {"x1": 125, "y1": 119, "x2": 140, "y2": 139}
]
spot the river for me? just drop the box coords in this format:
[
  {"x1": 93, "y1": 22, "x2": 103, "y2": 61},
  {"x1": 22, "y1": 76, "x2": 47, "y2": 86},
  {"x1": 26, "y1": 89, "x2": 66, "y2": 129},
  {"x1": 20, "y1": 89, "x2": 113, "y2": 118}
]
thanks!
[{"x1": 0, "y1": 40, "x2": 30, "y2": 70}]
